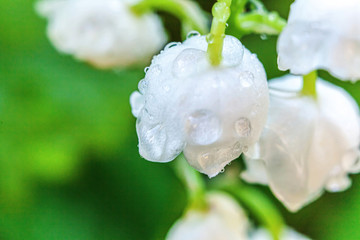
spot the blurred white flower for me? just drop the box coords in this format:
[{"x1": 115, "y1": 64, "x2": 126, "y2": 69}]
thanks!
[
  {"x1": 242, "y1": 75, "x2": 360, "y2": 211},
  {"x1": 36, "y1": 0, "x2": 167, "y2": 68},
  {"x1": 277, "y1": 0, "x2": 360, "y2": 82},
  {"x1": 130, "y1": 34, "x2": 269, "y2": 177},
  {"x1": 250, "y1": 227, "x2": 310, "y2": 240},
  {"x1": 166, "y1": 192, "x2": 249, "y2": 240}
]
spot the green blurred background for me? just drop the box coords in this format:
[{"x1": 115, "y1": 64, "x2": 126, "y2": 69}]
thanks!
[{"x1": 0, "y1": 0, "x2": 359, "y2": 239}]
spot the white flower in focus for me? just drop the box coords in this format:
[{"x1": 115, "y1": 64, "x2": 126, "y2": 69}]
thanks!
[
  {"x1": 277, "y1": 0, "x2": 360, "y2": 81},
  {"x1": 36, "y1": 0, "x2": 167, "y2": 68},
  {"x1": 250, "y1": 227, "x2": 311, "y2": 240},
  {"x1": 166, "y1": 192, "x2": 249, "y2": 240},
  {"x1": 242, "y1": 75, "x2": 360, "y2": 211},
  {"x1": 130, "y1": 34, "x2": 269, "y2": 177}
]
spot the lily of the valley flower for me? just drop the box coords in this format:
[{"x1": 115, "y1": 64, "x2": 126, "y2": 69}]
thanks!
[
  {"x1": 250, "y1": 228, "x2": 310, "y2": 240},
  {"x1": 242, "y1": 75, "x2": 360, "y2": 211},
  {"x1": 166, "y1": 192, "x2": 311, "y2": 240},
  {"x1": 277, "y1": 0, "x2": 360, "y2": 82},
  {"x1": 166, "y1": 192, "x2": 249, "y2": 240},
  {"x1": 130, "y1": 34, "x2": 269, "y2": 177},
  {"x1": 36, "y1": 0, "x2": 167, "y2": 68}
]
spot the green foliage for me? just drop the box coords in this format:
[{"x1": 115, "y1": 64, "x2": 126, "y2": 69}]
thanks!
[{"x1": 0, "y1": 0, "x2": 359, "y2": 239}]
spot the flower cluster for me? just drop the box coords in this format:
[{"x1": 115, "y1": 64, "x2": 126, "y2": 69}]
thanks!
[{"x1": 35, "y1": 0, "x2": 360, "y2": 237}]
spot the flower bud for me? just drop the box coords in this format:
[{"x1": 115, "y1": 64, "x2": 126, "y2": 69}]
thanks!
[
  {"x1": 130, "y1": 34, "x2": 269, "y2": 177},
  {"x1": 36, "y1": 0, "x2": 167, "y2": 68},
  {"x1": 242, "y1": 75, "x2": 360, "y2": 211}
]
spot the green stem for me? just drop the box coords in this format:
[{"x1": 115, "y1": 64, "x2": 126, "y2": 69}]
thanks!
[
  {"x1": 131, "y1": 0, "x2": 209, "y2": 35},
  {"x1": 220, "y1": 183, "x2": 284, "y2": 240},
  {"x1": 207, "y1": 0, "x2": 232, "y2": 66},
  {"x1": 301, "y1": 71, "x2": 317, "y2": 97},
  {"x1": 233, "y1": 0, "x2": 287, "y2": 37},
  {"x1": 173, "y1": 154, "x2": 207, "y2": 211}
]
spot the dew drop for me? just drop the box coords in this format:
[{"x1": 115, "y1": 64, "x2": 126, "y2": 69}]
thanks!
[
  {"x1": 243, "y1": 146, "x2": 249, "y2": 153},
  {"x1": 206, "y1": 34, "x2": 215, "y2": 44},
  {"x1": 144, "y1": 67, "x2": 150, "y2": 73},
  {"x1": 186, "y1": 110, "x2": 222, "y2": 145},
  {"x1": 220, "y1": 168, "x2": 225, "y2": 173},
  {"x1": 260, "y1": 34, "x2": 268, "y2": 40},
  {"x1": 235, "y1": 118, "x2": 252, "y2": 137},
  {"x1": 165, "y1": 42, "x2": 181, "y2": 50},
  {"x1": 239, "y1": 71, "x2": 255, "y2": 88},
  {"x1": 163, "y1": 85, "x2": 170, "y2": 92},
  {"x1": 148, "y1": 64, "x2": 162, "y2": 77},
  {"x1": 186, "y1": 31, "x2": 200, "y2": 39},
  {"x1": 138, "y1": 79, "x2": 148, "y2": 94}
]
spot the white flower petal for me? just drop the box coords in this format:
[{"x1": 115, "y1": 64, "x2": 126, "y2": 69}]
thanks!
[
  {"x1": 250, "y1": 227, "x2": 311, "y2": 240},
  {"x1": 277, "y1": 0, "x2": 360, "y2": 81},
  {"x1": 36, "y1": 0, "x2": 167, "y2": 68},
  {"x1": 243, "y1": 75, "x2": 360, "y2": 211},
  {"x1": 131, "y1": 35, "x2": 269, "y2": 177},
  {"x1": 166, "y1": 193, "x2": 249, "y2": 240}
]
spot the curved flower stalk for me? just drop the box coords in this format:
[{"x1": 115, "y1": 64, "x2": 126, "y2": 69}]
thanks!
[
  {"x1": 130, "y1": 34, "x2": 269, "y2": 177},
  {"x1": 242, "y1": 75, "x2": 360, "y2": 211},
  {"x1": 250, "y1": 228, "x2": 310, "y2": 240},
  {"x1": 166, "y1": 192, "x2": 250, "y2": 240},
  {"x1": 277, "y1": 0, "x2": 360, "y2": 82},
  {"x1": 36, "y1": 0, "x2": 167, "y2": 68}
]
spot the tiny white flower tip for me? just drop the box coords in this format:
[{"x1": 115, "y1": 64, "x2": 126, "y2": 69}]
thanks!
[
  {"x1": 131, "y1": 34, "x2": 269, "y2": 176},
  {"x1": 277, "y1": 0, "x2": 360, "y2": 82},
  {"x1": 242, "y1": 74, "x2": 360, "y2": 211},
  {"x1": 166, "y1": 193, "x2": 249, "y2": 240},
  {"x1": 36, "y1": 0, "x2": 167, "y2": 68},
  {"x1": 250, "y1": 227, "x2": 311, "y2": 240}
]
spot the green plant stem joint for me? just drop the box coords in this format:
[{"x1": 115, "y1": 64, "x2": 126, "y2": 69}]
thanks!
[
  {"x1": 207, "y1": 0, "x2": 232, "y2": 66},
  {"x1": 302, "y1": 71, "x2": 318, "y2": 98},
  {"x1": 232, "y1": 0, "x2": 287, "y2": 37},
  {"x1": 131, "y1": 0, "x2": 209, "y2": 36}
]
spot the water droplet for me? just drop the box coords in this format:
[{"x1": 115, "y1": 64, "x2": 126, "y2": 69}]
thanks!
[
  {"x1": 200, "y1": 153, "x2": 211, "y2": 162},
  {"x1": 239, "y1": 71, "x2": 255, "y2": 88},
  {"x1": 139, "y1": 124, "x2": 166, "y2": 160},
  {"x1": 206, "y1": 34, "x2": 215, "y2": 44},
  {"x1": 144, "y1": 67, "x2": 150, "y2": 73},
  {"x1": 172, "y1": 48, "x2": 207, "y2": 78},
  {"x1": 225, "y1": 23, "x2": 229, "y2": 27},
  {"x1": 147, "y1": 64, "x2": 161, "y2": 77},
  {"x1": 186, "y1": 31, "x2": 200, "y2": 39},
  {"x1": 164, "y1": 42, "x2": 180, "y2": 50},
  {"x1": 138, "y1": 79, "x2": 148, "y2": 94},
  {"x1": 243, "y1": 146, "x2": 249, "y2": 153},
  {"x1": 235, "y1": 118, "x2": 252, "y2": 137},
  {"x1": 220, "y1": 168, "x2": 225, "y2": 173},
  {"x1": 185, "y1": 110, "x2": 222, "y2": 145},
  {"x1": 260, "y1": 34, "x2": 268, "y2": 40},
  {"x1": 163, "y1": 85, "x2": 170, "y2": 92}
]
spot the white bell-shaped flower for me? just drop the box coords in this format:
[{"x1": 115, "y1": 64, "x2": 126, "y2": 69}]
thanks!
[
  {"x1": 130, "y1": 34, "x2": 269, "y2": 177},
  {"x1": 166, "y1": 192, "x2": 249, "y2": 240},
  {"x1": 242, "y1": 75, "x2": 360, "y2": 211},
  {"x1": 36, "y1": 0, "x2": 167, "y2": 68},
  {"x1": 277, "y1": 0, "x2": 360, "y2": 82},
  {"x1": 250, "y1": 227, "x2": 311, "y2": 240}
]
